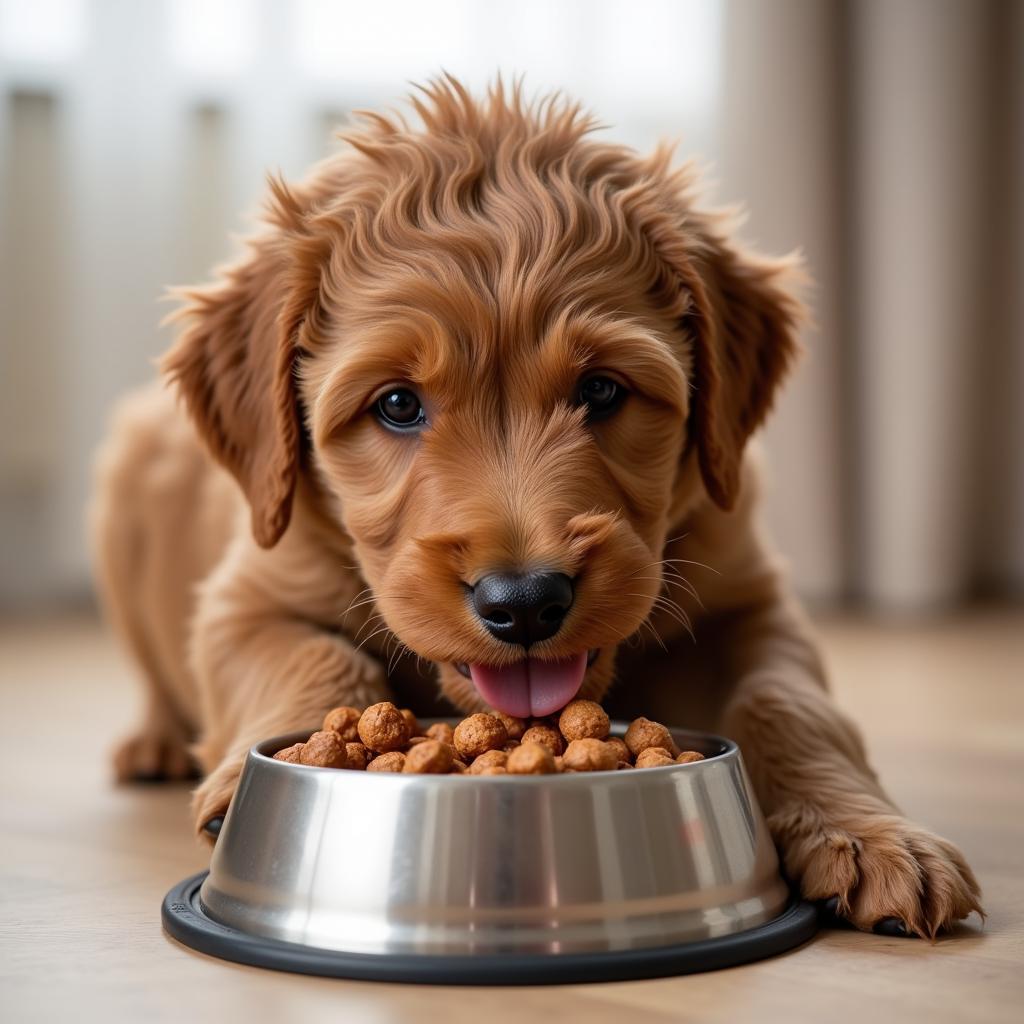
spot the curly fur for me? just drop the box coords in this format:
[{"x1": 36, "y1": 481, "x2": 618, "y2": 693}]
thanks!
[{"x1": 92, "y1": 76, "x2": 981, "y2": 937}]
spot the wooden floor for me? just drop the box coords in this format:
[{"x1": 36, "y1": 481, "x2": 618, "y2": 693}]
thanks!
[{"x1": 1, "y1": 608, "x2": 1022, "y2": 1023}]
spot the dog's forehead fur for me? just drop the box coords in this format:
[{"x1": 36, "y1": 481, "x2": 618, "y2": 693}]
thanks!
[{"x1": 294, "y1": 79, "x2": 693, "y2": 436}]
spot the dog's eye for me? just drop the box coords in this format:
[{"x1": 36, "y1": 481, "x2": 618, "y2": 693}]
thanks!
[
  {"x1": 376, "y1": 388, "x2": 426, "y2": 430},
  {"x1": 577, "y1": 375, "x2": 625, "y2": 419}
]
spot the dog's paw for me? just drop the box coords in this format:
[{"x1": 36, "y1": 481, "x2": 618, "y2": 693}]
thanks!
[
  {"x1": 112, "y1": 725, "x2": 197, "y2": 783},
  {"x1": 191, "y1": 759, "x2": 242, "y2": 843},
  {"x1": 769, "y1": 804, "x2": 983, "y2": 938}
]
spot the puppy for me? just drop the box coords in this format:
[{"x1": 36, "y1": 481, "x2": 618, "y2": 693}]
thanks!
[{"x1": 92, "y1": 77, "x2": 981, "y2": 937}]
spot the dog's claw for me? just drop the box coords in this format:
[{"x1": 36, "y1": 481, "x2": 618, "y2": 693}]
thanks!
[
  {"x1": 818, "y1": 900, "x2": 915, "y2": 937},
  {"x1": 817, "y1": 895, "x2": 846, "y2": 926},
  {"x1": 873, "y1": 916, "x2": 913, "y2": 938},
  {"x1": 202, "y1": 815, "x2": 224, "y2": 839}
]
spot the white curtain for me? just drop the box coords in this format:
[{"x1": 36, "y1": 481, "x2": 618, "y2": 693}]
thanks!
[
  {"x1": 720, "y1": 0, "x2": 1024, "y2": 609},
  {"x1": 0, "y1": 0, "x2": 723, "y2": 608},
  {"x1": 1, "y1": 0, "x2": 1021, "y2": 613}
]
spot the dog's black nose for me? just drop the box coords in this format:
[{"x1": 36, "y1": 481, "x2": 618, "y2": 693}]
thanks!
[{"x1": 472, "y1": 572, "x2": 574, "y2": 647}]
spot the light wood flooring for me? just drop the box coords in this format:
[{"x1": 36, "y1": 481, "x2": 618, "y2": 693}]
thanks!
[{"x1": 1, "y1": 608, "x2": 1021, "y2": 1023}]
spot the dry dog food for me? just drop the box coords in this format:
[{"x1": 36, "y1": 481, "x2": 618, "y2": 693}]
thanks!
[
  {"x1": 558, "y1": 701, "x2": 610, "y2": 741},
  {"x1": 519, "y1": 723, "x2": 565, "y2": 757},
  {"x1": 357, "y1": 702, "x2": 410, "y2": 753},
  {"x1": 506, "y1": 741, "x2": 556, "y2": 774},
  {"x1": 635, "y1": 747, "x2": 676, "y2": 769},
  {"x1": 272, "y1": 698, "x2": 706, "y2": 775},
  {"x1": 298, "y1": 730, "x2": 348, "y2": 768},
  {"x1": 624, "y1": 717, "x2": 680, "y2": 758},
  {"x1": 366, "y1": 750, "x2": 406, "y2": 772},
  {"x1": 453, "y1": 713, "x2": 508, "y2": 760},
  {"x1": 403, "y1": 739, "x2": 454, "y2": 774},
  {"x1": 562, "y1": 737, "x2": 618, "y2": 772},
  {"x1": 322, "y1": 706, "x2": 361, "y2": 743}
]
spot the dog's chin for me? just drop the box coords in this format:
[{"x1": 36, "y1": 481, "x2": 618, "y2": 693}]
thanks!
[{"x1": 450, "y1": 648, "x2": 599, "y2": 718}]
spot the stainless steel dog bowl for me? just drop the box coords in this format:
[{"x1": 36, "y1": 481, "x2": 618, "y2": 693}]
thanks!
[{"x1": 163, "y1": 724, "x2": 816, "y2": 983}]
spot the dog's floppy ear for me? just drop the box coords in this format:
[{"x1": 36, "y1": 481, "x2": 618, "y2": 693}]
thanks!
[
  {"x1": 671, "y1": 222, "x2": 804, "y2": 510},
  {"x1": 161, "y1": 179, "x2": 323, "y2": 548}
]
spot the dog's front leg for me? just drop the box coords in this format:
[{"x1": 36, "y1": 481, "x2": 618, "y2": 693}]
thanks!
[
  {"x1": 188, "y1": 559, "x2": 391, "y2": 840},
  {"x1": 712, "y1": 594, "x2": 982, "y2": 937}
]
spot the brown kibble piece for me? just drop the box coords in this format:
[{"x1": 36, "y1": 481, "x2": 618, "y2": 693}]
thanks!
[
  {"x1": 553, "y1": 755, "x2": 565, "y2": 772},
  {"x1": 425, "y1": 722, "x2": 455, "y2": 745},
  {"x1": 345, "y1": 742, "x2": 370, "y2": 770},
  {"x1": 506, "y1": 741, "x2": 556, "y2": 775},
  {"x1": 358, "y1": 702, "x2": 410, "y2": 753},
  {"x1": 635, "y1": 747, "x2": 676, "y2": 768},
  {"x1": 503, "y1": 739, "x2": 521, "y2": 753},
  {"x1": 403, "y1": 739, "x2": 454, "y2": 774},
  {"x1": 491, "y1": 711, "x2": 527, "y2": 740},
  {"x1": 407, "y1": 735, "x2": 428, "y2": 746},
  {"x1": 273, "y1": 742, "x2": 304, "y2": 763},
  {"x1": 558, "y1": 699, "x2": 610, "y2": 741},
  {"x1": 479, "y1": 766, "x2": 507, "y2": 776},
  {"x1": 617, "y1": 760, "x2": 634, "y2": 769},
  {"x1": 400, "y1": 708, "x2": 420, "y2": 737},
  {"x1": 454, "y1": 713, "x2": 508, "y2": 760},
  {"x1": 520, "y1": 724, "x2": 565, "y2": 757},
  {"x1": 676, "y1": 750, "x2": 705, "y2": 764},
  {"x1": 450, "y1": 760, "x2": 467, "y2": 773},
  {"x1": 322, "y1": 706, "x2": 361, "y2": 743},
  {"x1": 562, "y1": 738, "x2": 618, "y2": 772},
  {"x1": 604, "y1": 737, "x2": 631, "y2": 763},
  {"x1": 469, "y1": 749, "x2": 508, "y2": 774},
  {"x1": 298, "y1": 730, "x2": 349, "y2": 768},
  {"x1": 624, "y1": 717, "x2": 679, "y2": 758},
  {"x1": 367, "y1": 751, "x2": 406, "y2": 772}
]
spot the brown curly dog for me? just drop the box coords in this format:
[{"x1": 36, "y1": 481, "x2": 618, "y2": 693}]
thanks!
[{"x1": 91, "y1": 76, "x2": 981, "y2": 938}]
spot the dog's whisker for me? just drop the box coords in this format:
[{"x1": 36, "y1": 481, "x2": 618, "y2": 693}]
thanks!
[
  {"x1": 659, "y1": 557, "x2": 720, "y2": 576},
  {"x1": 343, "y1": 590, "x2": 420, "y2": 625},
  {"x1": 628, "y1": 591, "x2": 695, "y2": 642},
  {"x1": 635, "y1": 616, "x2": 668, "y2": 653},
  {"x1": 660, "y1": 573, "x2": 704, "y2": 609},
  {"x1": 353, "y1": 618, "x2": 390, "y2": 650},
  {"x1": 352, "y1": 610, "x2": 384, "y2": 640},
  {"x1": 628, "y1": 560, "x2": 668, "y2": 579},
  {"x1": 340, "y1": 587, "x2": 377, "y2": 621},
  {"x1": 626, "y1": 572, "x2": 704, "y2": 610},
  {"x1": 631, "y1": 554, "x2": 719, "y2": 579},
  {"x1": 662, "y1": 532, "x2": 691, "y2": 548},
  {"x1": 630, "y1": 567, "x2": 702, "y2": 605},
  {"x1": 342, "y1": 596, "x2": 381, "y2": 619},
  {"x1": 633, "y1": 572, "x2": 696, "y2": 602},
  {"x1": 387, "y1": 635, "x2": 409, "y2": 676},
  {"x1": 629, "y1": 556, "x2": 710, "y2": 611},
  {"x1": 650, "y1": 592, "x2": 694, "y2": 629},
  {"x1": 350, "y1": 622, "x2": 385, "y2": 647}
]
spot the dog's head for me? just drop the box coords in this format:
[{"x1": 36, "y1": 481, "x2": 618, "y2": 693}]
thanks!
[{"x1": 164, "y1": 78, "x2": 801, "y2": 717}]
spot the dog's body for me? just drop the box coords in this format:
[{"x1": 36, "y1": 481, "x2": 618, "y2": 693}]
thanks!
[{"x1": 92, "y1": 79, "x2": 980, "y2": 937}]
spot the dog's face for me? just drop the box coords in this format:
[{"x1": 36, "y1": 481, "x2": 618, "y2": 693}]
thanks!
[
  {"x1": 165, "y1": 79, "x2": 800, "y2": 716},
  {"x1": 307, "y1": 249, "x2": 688, "y2": 715}
]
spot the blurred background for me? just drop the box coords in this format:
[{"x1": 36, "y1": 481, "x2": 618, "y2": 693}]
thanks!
[{"x1": 0, "y1": 0, "x2": 1022, "y2": 615}]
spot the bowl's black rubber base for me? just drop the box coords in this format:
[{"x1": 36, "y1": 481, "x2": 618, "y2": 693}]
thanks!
[{"x1": 163, "y1": 872, "x2": 817, "y2": 985}]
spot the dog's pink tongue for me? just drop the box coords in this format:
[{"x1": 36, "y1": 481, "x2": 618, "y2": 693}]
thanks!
[{"x1": 468, "y1": 652, "x2": 588, "y2": 719}]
